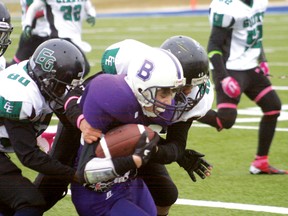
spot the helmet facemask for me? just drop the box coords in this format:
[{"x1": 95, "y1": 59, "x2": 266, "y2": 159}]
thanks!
[
  {"x1": 139, "y1": 85, "x2": 189, "y2": 122},
  {"x1": 0, "y1": 20, "x2": 13, "y2": 57},
  {"x1": 185, "y1": 74, "x2": 209, "y2": 110}
]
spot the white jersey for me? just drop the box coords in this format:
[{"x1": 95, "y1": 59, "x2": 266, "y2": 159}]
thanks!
[
  {"x1": 0, "y1": 61, "x2": 53, "y2": 138},
  {"x1": 21, "y1": 0, "x2": 50, "y2": 37},
  {"x1": 101, "y1": 39, "x2": 214, "y2": 122},
  {"x1": 25, "y1": 0, "x2": 96, "y2": 47},
  {"x1": 209, "y1": 0, "x2": 268, "y2": 70}
]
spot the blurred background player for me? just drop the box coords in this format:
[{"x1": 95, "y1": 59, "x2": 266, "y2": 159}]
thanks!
[
  {"x1": 6, "y1": 0, "x2": 50, "y2": 67},
  {"x1": 198, "y1": 0, "x2": 285, "y2": 174},
  {"x1": 0, "y1": 1, "x2": 13, "y2": 71},
  {"x1": 23, "y1": 0, "x2": 96, "y2": 76},
  {"x1": 0, "y1": 38, "x2": 84, "y2": 216}
]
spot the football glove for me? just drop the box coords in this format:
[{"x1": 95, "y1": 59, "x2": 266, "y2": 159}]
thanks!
[
  {"x1": 134, "y1": 132, "x2": 159, "y2": 166},
  {"x1": 221, "y1": 76, "x2": 241, "y2": 98},
  {"x1": 23, "y1": 25, "x2": 32, "y2": 40},
  {"x1": 86, "y1": 15, "x2": 96, "y2": 26},
  {"x1": 177, "y1": 149, "x2": 212, "y2": 182}
]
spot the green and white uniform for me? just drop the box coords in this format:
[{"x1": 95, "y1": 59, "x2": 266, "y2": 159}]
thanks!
[
  {"x1": 209, "y1": 0, "x2": 268, "y2": 70},
  {"x1": 25, "y1": 0, "x2": 96, "y2": 51},
  {"x1": 0, "y1": 61, "x2": 52, "y2": 142}
]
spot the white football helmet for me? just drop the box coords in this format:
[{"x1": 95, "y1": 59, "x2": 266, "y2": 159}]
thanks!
[{"x1": 125, "y1": 47, "x2": 188, "y2": 121}]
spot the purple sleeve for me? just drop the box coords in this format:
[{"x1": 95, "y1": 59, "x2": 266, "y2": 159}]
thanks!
[{"x1": 80, "y1": 74, "x2": 141, "y2": 132}]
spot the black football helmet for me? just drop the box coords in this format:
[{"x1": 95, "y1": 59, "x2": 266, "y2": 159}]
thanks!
[
  {"x1": 0, "y1": 2, "x2": 13, "y2": 57},
  {"x1": 28, "y1": 38, "x2": 85, "y2": 108},
  {"x1": 161, "y1": 35, "x2": 209, "y2": 110}
]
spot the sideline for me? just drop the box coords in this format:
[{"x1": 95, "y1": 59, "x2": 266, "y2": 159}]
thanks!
[{"x1": 97, "y1": 5, "x2": 288, "y2": 18}]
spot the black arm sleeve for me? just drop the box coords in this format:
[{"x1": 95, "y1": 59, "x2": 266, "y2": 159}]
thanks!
[
  {"x1": 258, "y1": 46, "x2": 267, "y2": 63},
  {"x1": 208, "y1": 26, "x2": 232, "y2": 81},
  {"x1": 112, "y1": 156, "x2": 137, "y2": 176},
  {"x1": 63, "y1": 73, "x2": 101, "y2": 128},
  {"x1": 4, "y1": 119, "x2": 75, "y2": 181},
  {"x1": 150, "y1": 120, "x2": 193, "y2": 164}
]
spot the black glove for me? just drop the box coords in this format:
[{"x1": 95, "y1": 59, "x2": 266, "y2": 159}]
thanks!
[
  {"x1": 23, "y1": 25, "x2": 32, "y2": 40},
  {"x1": 134, "y1": 132, "x2": 159, "y2": 165},
  {"x1": 86, "y1": 15, "x2": 96, "y2": 26},
  {"x1": 177, "y1": 149, "x2": 212, "y2": 182}
]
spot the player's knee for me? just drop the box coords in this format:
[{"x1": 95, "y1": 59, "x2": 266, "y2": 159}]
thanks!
[
  {"x1": 154, "y1": 185, "x2": 178, "y2": 206},
  {"x1": 217, "y1": 109, "x2": 237, "y2": 129}
]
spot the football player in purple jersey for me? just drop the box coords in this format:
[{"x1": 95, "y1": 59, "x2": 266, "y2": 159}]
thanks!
[{"x1": 70, "y1": 46, "x2": 188, "y2": 216}]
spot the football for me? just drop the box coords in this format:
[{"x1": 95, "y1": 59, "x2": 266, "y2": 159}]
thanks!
[{"x1": 95, "y1": 124, "x2": 155, "y2": 158}]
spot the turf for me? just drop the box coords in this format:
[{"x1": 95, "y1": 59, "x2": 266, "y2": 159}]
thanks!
[{"x1": 4, "y1": 7, "x2": 288, "y2": 216}]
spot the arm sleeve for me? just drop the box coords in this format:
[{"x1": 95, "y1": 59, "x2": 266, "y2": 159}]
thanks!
[
  {"x1": 64, "y1": 87, "x2": 84, "y2": 128},
  {"x1": 207, "y1": 26, "x2": 232, "y2": 81},
  {"x1": 150, "y1": 120, "x2": 192, "y2": 164},
  {"x1": 258, "y1": 46, "x2": 267, "y2": 63},
  {"x1": 64, "y1": 74, "x2": 99, "y2": 128},
  {"x1": 112, "y1": 156, "x2": 137, "y2": 176},
  {"x1": 24, "y1": 0, "x2": 45, "y2": 27},
  {"x1": 85, "y1": 0, "x2": 97, "y2": 17},
  {"x1": 4, "y1": 119, "x2": 75, "y2": 181}
]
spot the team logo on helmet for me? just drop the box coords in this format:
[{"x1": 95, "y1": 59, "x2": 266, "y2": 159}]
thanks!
[
  {"x1": 35, "y1": 48, "x2": 56, "y2": 72},
  {"x1": 137, "y1": 59, "x2": 154, "y2": 81}
]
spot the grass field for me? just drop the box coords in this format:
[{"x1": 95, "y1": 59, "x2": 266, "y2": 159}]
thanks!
[{"x1": 4, "y1": 6, "x2": 288, "y2": 216}]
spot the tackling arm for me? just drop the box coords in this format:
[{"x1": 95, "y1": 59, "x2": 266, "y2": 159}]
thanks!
[
  {"x1": 4, "y1": 118, "x2": 75, "y2": 180},
  {"x1": 150, "y1": 120, "x2": 192, "y2": 164}
]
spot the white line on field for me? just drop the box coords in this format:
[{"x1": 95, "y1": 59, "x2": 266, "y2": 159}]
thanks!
[
  {"x1": 192, "y1": 123, "x2": 288, "y2": 132},
  {"x1": 175, "y1": 199, "x2": 288, "y2": 214}
]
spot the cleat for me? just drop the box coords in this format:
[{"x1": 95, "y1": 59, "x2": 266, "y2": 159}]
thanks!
[{"x1": 249, "y1": 164, "x2": 288, "y2": 175}]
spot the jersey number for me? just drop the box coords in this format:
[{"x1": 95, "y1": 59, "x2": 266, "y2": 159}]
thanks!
[
  {"x1": 60, "y1": 5, "x2": 82, "y2": 21},
  {"x1": 246, "y1": 25, "x2": 263, "y2": 50},
  {"x1": 7, "y1": 74, "x2": 30, "y2": 86}
]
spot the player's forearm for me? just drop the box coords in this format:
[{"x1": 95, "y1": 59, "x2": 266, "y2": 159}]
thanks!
[{"x1": 24, "y1": 0, "x2": 44, "y2": 27}]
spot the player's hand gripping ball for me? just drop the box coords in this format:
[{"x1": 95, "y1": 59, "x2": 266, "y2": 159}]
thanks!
[{"x1": 95, "y1": 124, "x2": 155, "y2": 158}]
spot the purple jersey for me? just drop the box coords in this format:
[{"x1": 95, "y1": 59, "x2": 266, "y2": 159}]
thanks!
[{"x1": 80, "y1": 73, "x2": 171, "y2": 133}]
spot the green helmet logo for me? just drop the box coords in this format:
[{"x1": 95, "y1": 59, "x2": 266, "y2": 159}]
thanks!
[{"x1": 35, "y1": 48, "x2": 56, "y2": 72}]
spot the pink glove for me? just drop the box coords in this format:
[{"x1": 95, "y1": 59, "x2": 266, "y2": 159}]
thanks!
[
  {"x1": 37, "y1": 132, "x2": 56, "y2": 153},
  {"x1": 259, "y1": 62, "x2": 270, "y2": 76},
  {"x1": 221, "y1": 76, "x2": 241, "y2": 98}
]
